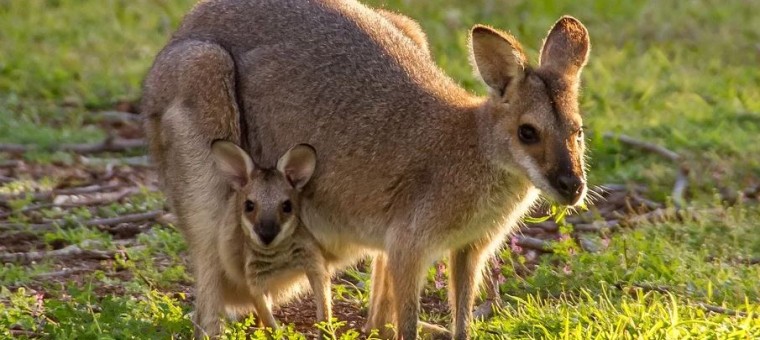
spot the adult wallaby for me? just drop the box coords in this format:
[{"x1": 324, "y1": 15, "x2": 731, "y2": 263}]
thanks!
[
  {"x1": 208, "y1": 140, "x2": 331, "y2": 336},
  {"x1": 141, "y1": 3, "x2": 433, "y2": 338},
  {"x1": 143, "y1": 0, "x2": 590, "y2": 339}
]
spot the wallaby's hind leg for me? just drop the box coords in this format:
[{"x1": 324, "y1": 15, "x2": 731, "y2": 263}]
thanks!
[
  {"x1": 142, "y1": 39, "x2": 243, "y2": 339},
  {"x1": 142, "y1": 38, "x2": 241, "y2": 155},
  {"x1": 190, "y1": 238, "x2": 226, "y2": 338},
  {"x1": 365, "y1": 253, "x2": 395, "y2": 337}
]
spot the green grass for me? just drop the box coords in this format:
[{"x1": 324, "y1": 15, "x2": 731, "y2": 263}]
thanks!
[{"x1": 1, "y1": 0, "x2": 759, "y2": 338}]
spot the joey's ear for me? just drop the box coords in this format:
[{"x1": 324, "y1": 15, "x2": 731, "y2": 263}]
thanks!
[
  {"x1": 539, "y1": 16, "x2": 590, "y2": 78},
  {"x1": 211, "y1": 140, "x2": 254, "y2": 190},
  {"x1": 470, "y1": 25, "x2": 527, "y2": 95},
  {"x1": 276, "y1": 144, "x2": 317, "y2": 191}
]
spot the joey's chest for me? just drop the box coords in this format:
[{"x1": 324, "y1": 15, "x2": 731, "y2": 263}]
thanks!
[{"x1": 243, "y1": 233, "x2": 318, "y2": 286}]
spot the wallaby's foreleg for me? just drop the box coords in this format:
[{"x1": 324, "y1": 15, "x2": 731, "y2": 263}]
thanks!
[
  {"x1": 387, "y1": 243, "x2": 429, "y2": 340},
  {"x1": 306, "y1": 263, "x2": 332, "y2": 330},
  {"x1": 448, "y1": 238, "x2": 492, "y2": 340},
  {"x1": 252, "y1": 294, "x2": 278, "y2": 331},
  {"x1": 365, "y1": 253, "x2": 396, "y2": 337}
]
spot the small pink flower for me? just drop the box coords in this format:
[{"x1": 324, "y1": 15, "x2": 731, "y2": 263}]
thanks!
[
  {"x1": 510, "y1": 237, "x2": 523, "y2": 253},
  {"x1": 601, "y1": 238, "x2": 611, "y2": 248},
  {"x1": 34, "y1": 292, "x2": 45, "y2": 316},
  {"x1": 434, "y1": 262, "x2": 446, "y2": 290},
  {"x1": 568, "y1": 247, "x2": 576, "y2": 256},
  {"x1": 562, "y1": 264, "x2": 572, "y2": 275}
]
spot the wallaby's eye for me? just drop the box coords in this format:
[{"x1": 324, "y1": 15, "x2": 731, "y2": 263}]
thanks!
[
  {"x1": 281, "y1": 200, "x2": 293, "y2": 214},
  {"x1": 244, "y1": 200, "x2": 256, "y2": 213},
  {"x1": 518, "y1": 124, "x2": 539, "y2": 144}
]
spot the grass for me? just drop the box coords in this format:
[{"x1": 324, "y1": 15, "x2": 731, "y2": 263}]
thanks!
[{"x1": 1, "y1": 0, "x2": 759, "y2": 339}]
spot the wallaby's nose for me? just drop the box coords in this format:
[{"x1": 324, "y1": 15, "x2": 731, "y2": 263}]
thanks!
[
  {"x1": 256, "y1": 221, "x2": 280, "y2": 245},
  {"x1": 554, "y1": 174, "x2": 584, "y2": 204}
]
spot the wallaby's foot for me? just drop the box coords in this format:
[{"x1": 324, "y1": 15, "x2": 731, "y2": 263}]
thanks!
[{"x1": 419, "y1": 321, "x2": 452, "y2": 340}]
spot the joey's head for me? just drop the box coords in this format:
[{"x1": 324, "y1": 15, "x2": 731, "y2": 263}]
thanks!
[
  {"x1": 211, "y1": 141, "x2": 316, "y2": 248},
  {"x1": 470, "y1": 16, "x2": 590, "y2": 206}
]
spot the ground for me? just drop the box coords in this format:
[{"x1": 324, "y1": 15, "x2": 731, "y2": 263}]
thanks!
[{"x1": 1, "y1": 0, "x2": 759, "y2": 339}]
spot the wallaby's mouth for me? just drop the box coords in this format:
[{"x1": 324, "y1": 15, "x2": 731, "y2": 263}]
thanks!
[{"x1": 550, "y1": 174, "x2": 586, "y2": 206}]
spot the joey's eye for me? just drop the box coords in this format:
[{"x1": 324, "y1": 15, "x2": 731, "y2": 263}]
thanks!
[
  {"x1": 518, "y1": 124, "x2": 539, "y2": 144},
  {"x1": 281, "y1": 200, "x2": 292, "y2": 214},
  {"x1": 244, "y1": 200, "x2": 255, "y2": 213}
]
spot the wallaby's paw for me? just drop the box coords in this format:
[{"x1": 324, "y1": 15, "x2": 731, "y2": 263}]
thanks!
[{"x1": 419, "y1": 321, "x2": 452, "y2": 340}]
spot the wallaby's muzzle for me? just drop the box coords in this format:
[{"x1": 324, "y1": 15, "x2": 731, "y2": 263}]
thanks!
[
  {"x1": 552, "y1": 174, "x2": 585, "y2": 206},
  {"x1": 255, "y1": 220, "x2": 281, "y2": 246}
]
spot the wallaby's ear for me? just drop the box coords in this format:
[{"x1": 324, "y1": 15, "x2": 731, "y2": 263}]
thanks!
[
  {"x1": 539, "y1": 16, "x2": 590, "y2": 78},
  {"x1": 276, "y1": 144, "x2": 317, "y2": 191},
  {"x1": 211, "y1": 140, "x2": 254, "y2": 190},
  {"x1": 470, "y1": 25, "x2": 527, "y2": 96}
]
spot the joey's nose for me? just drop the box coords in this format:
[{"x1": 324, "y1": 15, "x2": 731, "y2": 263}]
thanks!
[
  {"x1": 554, "y1": 175, "x2": 584, "y2": 204},
  {"x1": 256, "y1": 222, "x2": 280, "y2": 245}
]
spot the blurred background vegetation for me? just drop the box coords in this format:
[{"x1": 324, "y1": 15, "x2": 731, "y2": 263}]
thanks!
[{"x1": 1, "y1": 0, "x2": 759, "y2": 338}]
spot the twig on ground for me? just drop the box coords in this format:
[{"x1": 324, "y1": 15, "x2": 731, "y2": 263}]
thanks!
[
  {"x1": 96, "y1": 110, "x2": 141, "y2": 124},
  {"x1": 604, "y1": 132, "x2": 689, "y2": 207},
  {"x1": 573, "y1": 220, "x2": 620, "y2": 233},
  {"x1": 0, "y1": 137, "x2": 145, "y2": 155},
  {"x1": 80, "y1": 155, "x2": 151, "y2": 167},
  {"x1": 0, "y1": 244, "x2": 117, "y2": 263},
  {"x1": 513, "y1": 235, "x2": 552, "y2": 252},
  {"x1": 705, "y1": 255, "x2": 760, "y2": 266},
  {"x1": 671, "y1": 165, "x2": 690, "y2": 208},
  {"x1": 603, "y1": 133, "x2": 680, "y2": 162},
  {"x1": 32, "y1": 267, "x2": 91, "y2": 279},
  {"x1": 695, "y1": 302, "x2": 750, "y2": 317},
  {"x1": 0, "y1": 183, "x2": 123, "y2": 203},
  {"x1": 0, "y1": 210, "x2": 164, "y2": 233},
  {"x1": 0, "y1": 187, "x2": 144, "y2": 219}
]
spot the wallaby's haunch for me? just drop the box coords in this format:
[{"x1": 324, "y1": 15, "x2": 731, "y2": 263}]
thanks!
[
  {"x1": 142, "y1": 0, "x2": 590, "y2": 338},
  {"x1": 209, "y1": 141, "x2": 330, "y2": 336}
]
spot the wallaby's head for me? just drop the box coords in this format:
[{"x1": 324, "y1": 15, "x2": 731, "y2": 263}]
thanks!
[
  {"x1": 470, "y1": 16, "x2": 590, "y2": 206},
  {"x1": 211, "y1": 141, "x2": 316, "y2": 248}
]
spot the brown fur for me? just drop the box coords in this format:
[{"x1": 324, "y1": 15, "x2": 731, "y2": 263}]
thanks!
[{"x1": 142, "y1": 0, "x2": 590, "y2": 338}]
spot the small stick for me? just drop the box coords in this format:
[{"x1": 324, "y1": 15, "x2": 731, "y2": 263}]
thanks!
[
  {"x1": 604, "y1": 132, "x2": 690, "y2": 207},
  {"x1": 0, "y1": 244, "x2": 117, "y2": 263},
  {"x1": 0, "y1": 187, "x2": 143, "y2": 219},
  {"x1": 0, "y1": 183, "x2": 123, "y2": 203},
  {"x1": 603, "y1": 133, "x2": 680, "y2": 162},
  {"x1": 32, "y1": 267, "x2": 91, "y2": 279},
  {"x1": 0, "y1": 137, "x2": 145, "y2": 155},
  {"x1": 671, "y1": 165, "x2": 690, "y2": 208},
  {"x1": 0, "y1": 210, "x2": 164, "y2": 233},
  {"x1": 513, "y1": 235, "x2": 552, "y2": 252}
]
